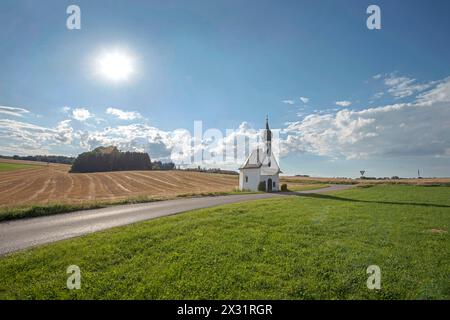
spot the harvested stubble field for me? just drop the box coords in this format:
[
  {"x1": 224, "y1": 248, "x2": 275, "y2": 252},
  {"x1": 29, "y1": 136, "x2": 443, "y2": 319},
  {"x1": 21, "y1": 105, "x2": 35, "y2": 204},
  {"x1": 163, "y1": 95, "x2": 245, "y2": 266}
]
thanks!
[{"x1": 0, "y1": 159, "x2": 238, "y2": 207}]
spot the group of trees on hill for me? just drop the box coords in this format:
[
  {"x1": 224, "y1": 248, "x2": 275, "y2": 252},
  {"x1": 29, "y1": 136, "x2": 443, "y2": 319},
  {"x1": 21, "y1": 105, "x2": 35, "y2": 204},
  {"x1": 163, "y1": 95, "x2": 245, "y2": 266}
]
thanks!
[
  {"x1": 70, "y1": 146, "x2": 152, "y2": 173},
  {"x1": 69, "y1": 146, "x2": 178, "y2": 173}
]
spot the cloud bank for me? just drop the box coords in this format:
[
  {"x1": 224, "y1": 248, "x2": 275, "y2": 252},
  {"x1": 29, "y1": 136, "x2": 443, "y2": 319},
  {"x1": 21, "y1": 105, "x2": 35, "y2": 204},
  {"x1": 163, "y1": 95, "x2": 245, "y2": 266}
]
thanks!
[
  {"x1": 0, "y1": 106, "x2": 30, "y2": 117},
  {"x1": 1, "y1": 76, "x2": 449, "y2": 169},
  {"x1": 282, "y1": 77, "x2": 450, "y2": 159}
]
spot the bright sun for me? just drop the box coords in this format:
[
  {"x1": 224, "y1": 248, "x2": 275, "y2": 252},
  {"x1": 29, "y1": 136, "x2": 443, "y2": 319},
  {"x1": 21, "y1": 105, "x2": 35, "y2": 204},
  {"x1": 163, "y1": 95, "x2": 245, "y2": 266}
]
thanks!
[{"x1": 96, "y1": 50, "x2": 134, "y2": 82}]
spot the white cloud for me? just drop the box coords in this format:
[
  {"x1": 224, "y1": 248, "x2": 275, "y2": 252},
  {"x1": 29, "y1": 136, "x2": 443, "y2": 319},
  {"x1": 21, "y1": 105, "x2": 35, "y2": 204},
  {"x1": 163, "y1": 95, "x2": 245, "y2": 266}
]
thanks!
[
  {"x1": 372, "y1": 92, "x2": 384, "y2": 100},
  {"x1": 55, "y1": 120, "x2": 73, "y2": 144},
  {"x1": 74, "y1": 120, "x2": 277, "y2": 169},
  {"x1": 373, "y1": 74, "x2": 382, "y2": 80},
  {"x1": 0, "y1": 106, "x2": 30, "y2": 117},
  {"x1": 335, "y1": 101, "x2": 352, "y2": 107},
  {"x1": 282, "y1": 100, "x2": 295, "y2": 105},
  {"x1": 209, "y1": 122, "x2": 265, "y2": 164},
  {"x1": 416, "y1": 77, "x2": 450, "y2": 104},
  {"x1": 72, "y1": 108, "x2": 91, "y2": 121},
  {"x1": 106, "y1": 107, "x2": 142, "y2": 120},
  {"x1": 383, "y1": 73, "x2": 435, "y2": 99},
  {"x1": 282, "y1": 77, "x2": 450, "y2": 159},
  {"x1": 299, "y1": 97, "x2": 309, "y2": 104},
  {"x1": 76, "y1": 124, "x2": 183, "y2": 161},
  {"x1": 0, "y1": 119, "x2": 74, "y2": 155}
]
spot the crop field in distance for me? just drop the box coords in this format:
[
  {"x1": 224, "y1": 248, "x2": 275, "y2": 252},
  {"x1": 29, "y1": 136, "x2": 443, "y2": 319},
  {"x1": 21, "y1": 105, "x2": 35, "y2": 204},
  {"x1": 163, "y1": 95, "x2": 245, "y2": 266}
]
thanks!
[{"x1": 0, "y1": 159, "x2": 239, "y2": 207}]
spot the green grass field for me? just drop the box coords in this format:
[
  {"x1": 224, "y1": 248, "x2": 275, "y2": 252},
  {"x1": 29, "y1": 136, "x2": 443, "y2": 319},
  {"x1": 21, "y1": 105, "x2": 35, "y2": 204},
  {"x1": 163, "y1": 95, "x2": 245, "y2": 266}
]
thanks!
[
  {"x1": 0, "y1": 185, "x2": 449, "y2": 299},
  {"x1": 287, "y1": 184, "x2": 329, "y2": 191},
  {"x1": 0, "y1": 162, "x2": 40, "y2": 171}
]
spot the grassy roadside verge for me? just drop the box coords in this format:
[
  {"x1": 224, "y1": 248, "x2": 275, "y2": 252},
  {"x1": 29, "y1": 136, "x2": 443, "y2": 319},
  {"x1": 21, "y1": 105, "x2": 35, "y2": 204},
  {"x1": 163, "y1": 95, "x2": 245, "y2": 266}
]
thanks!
[{"x1": 287, "y1": 184, "x2": 329, "y2": 191}]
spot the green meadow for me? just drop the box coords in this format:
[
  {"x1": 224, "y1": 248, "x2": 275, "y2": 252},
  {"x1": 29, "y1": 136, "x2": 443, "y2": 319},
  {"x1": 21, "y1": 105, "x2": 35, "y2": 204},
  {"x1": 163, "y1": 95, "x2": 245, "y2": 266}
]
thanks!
[
  {"x1": 0, "y1": 162, "x2": 40, "y2": 172},
  {"x1": 0, "y1": 185, "x2": 449, "y2": 299}
]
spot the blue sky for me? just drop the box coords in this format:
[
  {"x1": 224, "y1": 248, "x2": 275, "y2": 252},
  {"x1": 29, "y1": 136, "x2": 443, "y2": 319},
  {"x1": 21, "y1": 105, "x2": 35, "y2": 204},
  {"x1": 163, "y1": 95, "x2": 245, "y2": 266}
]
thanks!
[{"x1": 1, "y1": 0, "x2": 450, "y2": 177}]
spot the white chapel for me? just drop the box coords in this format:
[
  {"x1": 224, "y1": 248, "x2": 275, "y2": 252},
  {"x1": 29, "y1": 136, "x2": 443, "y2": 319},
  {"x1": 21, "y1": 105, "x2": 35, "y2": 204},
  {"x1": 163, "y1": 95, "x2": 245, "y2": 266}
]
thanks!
[{"x1": 239, "y1": 117, "x2": 281, "y2": 192}]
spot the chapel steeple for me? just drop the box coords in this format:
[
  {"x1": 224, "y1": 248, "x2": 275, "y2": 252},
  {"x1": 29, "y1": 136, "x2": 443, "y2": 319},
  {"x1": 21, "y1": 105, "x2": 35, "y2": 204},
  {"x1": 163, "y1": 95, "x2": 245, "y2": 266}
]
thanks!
[{"x1": 263, "y1": 115, "x2": 272, "y2": 155}]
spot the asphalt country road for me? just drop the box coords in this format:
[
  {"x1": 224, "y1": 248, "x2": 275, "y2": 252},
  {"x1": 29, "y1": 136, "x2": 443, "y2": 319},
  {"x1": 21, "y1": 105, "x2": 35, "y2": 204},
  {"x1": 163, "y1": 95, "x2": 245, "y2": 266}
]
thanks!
[{"x1": 0, "y1": 185, "x2": 353, "y2": 255}]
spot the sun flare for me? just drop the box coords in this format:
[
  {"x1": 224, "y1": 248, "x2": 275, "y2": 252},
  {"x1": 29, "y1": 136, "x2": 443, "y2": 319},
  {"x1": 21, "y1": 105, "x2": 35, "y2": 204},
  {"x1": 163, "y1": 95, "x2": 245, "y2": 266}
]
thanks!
[{"x1": 96, "y1": 50, "x2": 134, "y2": 82}]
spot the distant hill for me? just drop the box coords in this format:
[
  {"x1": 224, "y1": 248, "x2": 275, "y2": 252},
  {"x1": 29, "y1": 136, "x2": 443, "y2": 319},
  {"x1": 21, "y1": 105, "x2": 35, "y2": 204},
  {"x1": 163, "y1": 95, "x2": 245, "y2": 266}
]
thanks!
[
  {"x1": 70, "y1": 146, "x2": 152, "y2": 173},
  {"x1": 0, "y1": 154, "x2": 75, "y2": 165}
]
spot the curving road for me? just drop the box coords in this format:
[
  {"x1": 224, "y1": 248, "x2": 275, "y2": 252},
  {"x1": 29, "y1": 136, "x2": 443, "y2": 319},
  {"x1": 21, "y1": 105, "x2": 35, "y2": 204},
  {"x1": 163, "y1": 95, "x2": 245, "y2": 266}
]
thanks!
[{"x1": 0, "y1": 185, "x2": 353, "y2": 255}]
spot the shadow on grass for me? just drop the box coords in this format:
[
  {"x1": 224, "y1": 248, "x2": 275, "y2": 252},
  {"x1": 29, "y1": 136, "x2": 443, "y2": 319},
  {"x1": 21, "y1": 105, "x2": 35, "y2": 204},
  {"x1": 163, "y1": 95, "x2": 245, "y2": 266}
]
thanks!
[{"x1": 285, "y1": 192, "x2": 450, "y2": 208}]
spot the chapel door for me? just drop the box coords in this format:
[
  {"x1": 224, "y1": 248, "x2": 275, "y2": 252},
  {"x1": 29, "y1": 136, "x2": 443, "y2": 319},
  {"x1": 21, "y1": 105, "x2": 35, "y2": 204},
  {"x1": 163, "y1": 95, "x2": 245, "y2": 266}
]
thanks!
[{"x1": 267, "y1": 178, "x2": 273, "y2": 192}]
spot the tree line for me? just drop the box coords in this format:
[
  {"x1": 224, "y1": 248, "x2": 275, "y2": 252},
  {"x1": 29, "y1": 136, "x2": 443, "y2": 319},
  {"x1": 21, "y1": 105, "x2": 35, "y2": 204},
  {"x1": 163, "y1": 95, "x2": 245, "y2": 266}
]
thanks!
[
  {"x1": 0, "y1": 155, "x2": 75, "y2": 164},
  {"x1": 151, "y1": 161, "x2": 175, "y2": 170},
  {"x1": 181, "y1": 166, "x2": 238, "y2": 175}
]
